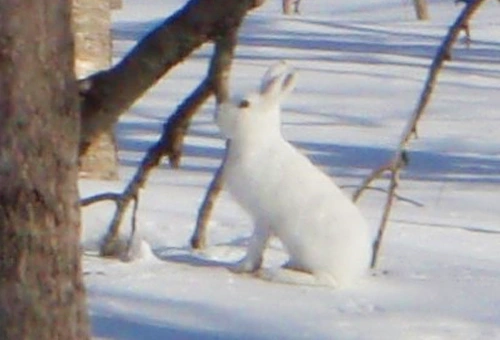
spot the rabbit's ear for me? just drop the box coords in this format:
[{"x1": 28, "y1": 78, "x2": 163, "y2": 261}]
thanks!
[
  {"x1": 260, "y1": 61, "x2": 289, "y2": 92},
  {"x1": 280, "y1": 72, "x2": 297, "y2": 96},
  {"x1": 260, "y1": 62, "x2": 296, "y2": 99}
]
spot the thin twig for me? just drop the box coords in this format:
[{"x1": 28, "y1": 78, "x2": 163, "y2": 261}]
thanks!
[
  {"x1": 191, "y1": 141, "x2": 229, "y2": 249},
  {"x1": 80, "y1": 192, "x2": 121, "y2": 206},
  {"x1": 190, "y1": 29, "x2": 239, "y2": 249},
  {"x1": 370, "y1": 167, "x2": 400, "y2": 268},
  {"x1": 353, "y1": 0, "x2": 486, "y2": 268},
  {"x1": 126, "y1": 192, "x2": 140, "y2": 254},
  {"x1": 343, "y1": 185, "x2": 423, "y2": 207},
  {"x1": 166, "y1": 80, "x2": 213, "y2": 168},
  {"x1": 352, "y1": 163, "x2": 392, "y2": 202},
  {"x1": 404, "y1": 0, "x2": 485, "y2": 142}
]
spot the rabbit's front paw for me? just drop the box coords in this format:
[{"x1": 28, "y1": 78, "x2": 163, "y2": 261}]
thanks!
[{"x1": 230, "y1": 257, "x2": 262, "y2": 274}]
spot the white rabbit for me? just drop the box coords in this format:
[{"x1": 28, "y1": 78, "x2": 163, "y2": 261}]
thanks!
[{"x1": 215, "y1": 62, "x2": 372, "y2": 287}]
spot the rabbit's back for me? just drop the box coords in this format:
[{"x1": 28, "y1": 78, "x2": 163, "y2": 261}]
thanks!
[{"x1": 225, "y1": 138, "x2": 362, "y2": 226}]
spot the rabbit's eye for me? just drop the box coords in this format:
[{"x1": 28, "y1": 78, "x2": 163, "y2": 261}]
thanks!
[{"x1": 238, "y1": 100, "x2": 250, "y2": 109}]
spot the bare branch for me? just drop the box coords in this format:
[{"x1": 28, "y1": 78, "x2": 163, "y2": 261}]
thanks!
[
  {"x1": 354, "y1": 0, "x2": 486, "y2": 269},
  {"x1": 352, "y1": 163, "x2": 392, "y2": 202},
  {"x1": 370, "y1": 168, "x2": 400, "y2": 268},
  {"x1": 191, "y1": 142, "x2": 229, "y2": 249},
  {"x1": 78, "y1": 0, "x2": 264, "y2": 156},
  {"x1": 355, "y1": 0, "x2": 485, "y2": 201},
  {"x1": 80, "y1": 192, "x2": 121, "y2": 206},
  {"x1": 91, "y1": 28, "x2": 240, "y2": 256},
  {"x1": 190, "y1": 30, "x2": 239, "y2": 249},
  {"x1": 126, "y1": 192, "x2": 140, "y2": 254},
  {"x1": 403, "y1": 0, "x2": 485, "y2": 143},
  {"x1": 166, "y1": 79, "x2": 213, "y2": 167},
  {"x1": 413, "y1": 0, "x2": 430, "y2": 21},
  {"x1": 283, "y1": 0, "x2": 301, "y2": 15},
  {"x1": 96, "y1": 78, "x2": 212, "y2": 256},
  {"x1": 210, "y1": 32, "x2": 238, "y2": 104},
  {"x1": 168, "y1": 29, "x2": 238, "y2": 167}
]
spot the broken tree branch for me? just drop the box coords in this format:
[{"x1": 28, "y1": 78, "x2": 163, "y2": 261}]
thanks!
[
  {"x1": 82, "y1": 28, "x2": 240, "y2": 257},
  {"x1": 80, "y1": 192, "x2": 122, "y2": 206},
  {"x1": 91, "y1": 73, "x2": 211, "y2": 257},
  {"x1": 191, "y1": 142, "x2": 229, "y2": 249},
  {"x1": 190, "y1": 29, "x2": 239, "y2": 250},
  {"x1": 353, "y1": 0, "x2": 486, "y2": 268},
  {"x1": 100, "y1": 75, "x2": 211, "y2": 256},
  {"x1": 168, "y1": 26, "x2": 237, "y2": 167},
  {"x1": 78, "y1": 0, "x2": 265, "y2": 156}
]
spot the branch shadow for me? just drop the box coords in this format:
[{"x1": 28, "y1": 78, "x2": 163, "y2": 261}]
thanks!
[
  {"x1": 109, "y1": 10, "x2": 500, "y2": 185},
  {"x1": 294, "y1": 141, "x2": 500, "y2": 184},
  {"x1": 91, "y1": 293, "x2": 276, "y2": 340},
  {"x1": 114, "y1": 113, "x2": 500, "y2": 185},
  {"x1": 93, "y1": 313, "x2": 233, "y2": 340}
]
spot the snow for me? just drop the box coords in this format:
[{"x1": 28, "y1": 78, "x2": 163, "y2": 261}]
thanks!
[{"x1": 83, "y1": 0, "x2": 500, "y2": 339}]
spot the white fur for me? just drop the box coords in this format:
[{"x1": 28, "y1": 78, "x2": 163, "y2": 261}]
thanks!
[{"x1": 216, "y1": 62, "x2": 372, "y2": 288}]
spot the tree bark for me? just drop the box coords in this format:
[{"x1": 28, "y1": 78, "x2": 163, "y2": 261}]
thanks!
[
  {"x1": 0, "y1": 1, "x2": 90, "y2": 339},
  {"x1": 78, "y1": 0, "x2": 264, "y2": 155},
  {"x1": 73, "y1": 0, "x2": 119, "y2": 180},
  {"x1": 282, "y1": 0, "x2": 300, "y2": 15},
  {"x1": 413, "y1": 0, "x2": 430, "y2": 20},
  {"x1": 110, "y1": 0, "x2": 122, "y2": 10}
]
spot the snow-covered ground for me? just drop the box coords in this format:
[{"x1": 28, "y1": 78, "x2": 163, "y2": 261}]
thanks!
[{"x1": 82, "y1": 0, "x2": 500, "y2": 339}]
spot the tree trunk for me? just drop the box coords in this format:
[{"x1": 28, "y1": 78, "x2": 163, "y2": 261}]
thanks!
[
  {"x1": 0, "y1": 1, "x2": 90, "y2": 339},
  {"x1": 73, "y1": 0, "x2": 119, "y2": 180},
  {"x1": 78, "y1": 0, "x2": 265, "y2": 156},
  {"x1": 413, "y1": 0, "x2": 430, "y2": 20},
  {"x1": 282, "y1": 0, "x2": 300, "y2": 15},
  {"x1": 110, "y1": 0, "x2": 122, "y2": 10}
]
